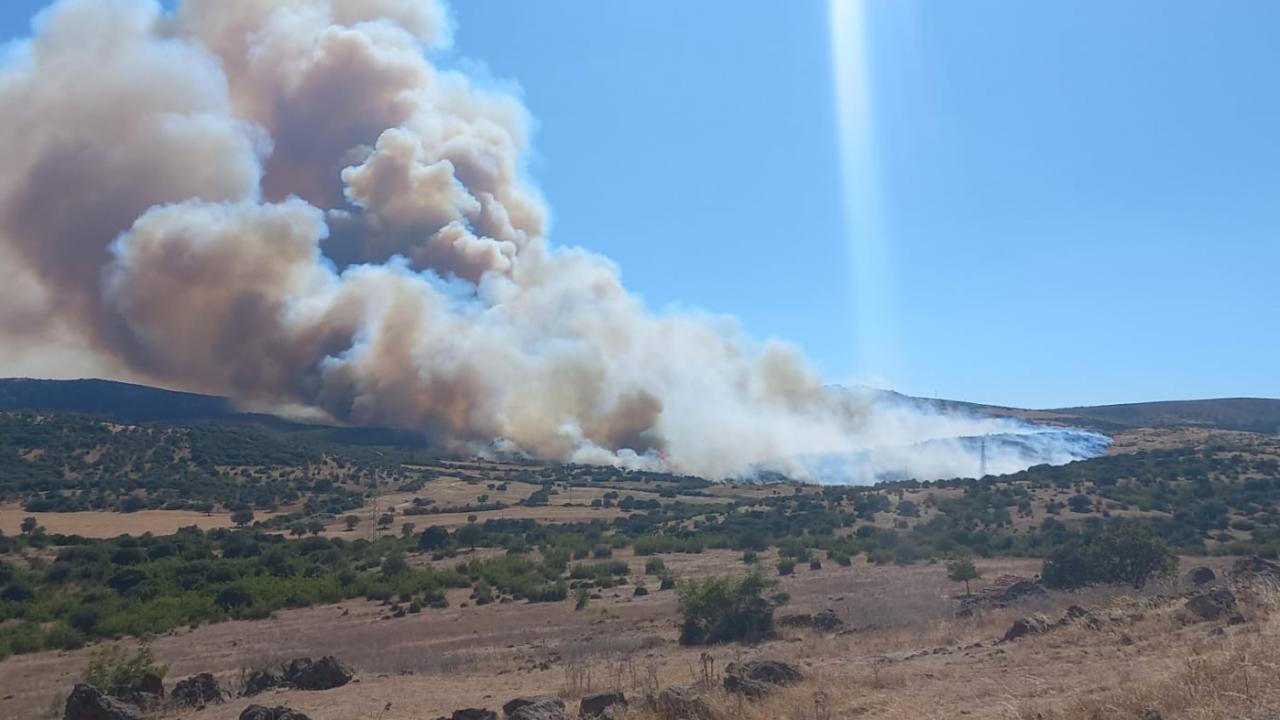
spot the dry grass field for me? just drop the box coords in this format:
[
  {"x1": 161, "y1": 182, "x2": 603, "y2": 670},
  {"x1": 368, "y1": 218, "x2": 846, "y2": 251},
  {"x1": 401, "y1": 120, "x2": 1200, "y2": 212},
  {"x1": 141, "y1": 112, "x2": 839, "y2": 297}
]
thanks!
[
  {"x1": 5, "y1": 554, "x2": 1275, "y2": 720},
  {"x1": 0, "y1": 506, "x2": 259, "y2": 538}
]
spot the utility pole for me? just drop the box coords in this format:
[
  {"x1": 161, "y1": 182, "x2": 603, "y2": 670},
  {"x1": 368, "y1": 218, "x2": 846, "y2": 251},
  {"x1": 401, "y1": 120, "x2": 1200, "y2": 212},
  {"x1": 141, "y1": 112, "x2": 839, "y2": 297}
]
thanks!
[{"x1": 979, "y1": 438, "x2": 988, "y2": 479}]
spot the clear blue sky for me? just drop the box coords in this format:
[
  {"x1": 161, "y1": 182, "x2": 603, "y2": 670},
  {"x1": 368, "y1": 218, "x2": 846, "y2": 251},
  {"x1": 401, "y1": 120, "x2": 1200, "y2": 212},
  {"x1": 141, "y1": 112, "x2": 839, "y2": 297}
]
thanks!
[{"x1": 3, "y1": 1, "x2": 1277, "y2": 409}]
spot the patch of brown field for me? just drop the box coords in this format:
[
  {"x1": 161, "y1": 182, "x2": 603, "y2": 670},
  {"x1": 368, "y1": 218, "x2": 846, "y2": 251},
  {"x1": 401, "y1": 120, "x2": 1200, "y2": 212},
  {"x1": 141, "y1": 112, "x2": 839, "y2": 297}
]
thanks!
[
  {"x1": 326, "y1": 503, "x2": 627, "y2": 535},
  {"x1": 4, "y1": 557, "x2": 1275, "y2": 720},
  {"x1": 0, "y1": 506, "x2": 272, "y2": 538}
]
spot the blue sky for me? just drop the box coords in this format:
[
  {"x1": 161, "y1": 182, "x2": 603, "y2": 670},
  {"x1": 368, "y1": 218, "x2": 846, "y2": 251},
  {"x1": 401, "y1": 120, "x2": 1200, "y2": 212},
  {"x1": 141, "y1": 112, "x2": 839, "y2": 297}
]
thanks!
[{"x1": 3, "y1": 1, "x2": 1277, "y2": 409}]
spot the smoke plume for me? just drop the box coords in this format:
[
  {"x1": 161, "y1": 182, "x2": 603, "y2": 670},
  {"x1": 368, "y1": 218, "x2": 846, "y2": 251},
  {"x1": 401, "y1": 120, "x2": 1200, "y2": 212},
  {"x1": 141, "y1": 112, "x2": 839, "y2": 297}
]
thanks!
[{"x1": 0, "y1": 0, "x2": 1104, "y2": 481}]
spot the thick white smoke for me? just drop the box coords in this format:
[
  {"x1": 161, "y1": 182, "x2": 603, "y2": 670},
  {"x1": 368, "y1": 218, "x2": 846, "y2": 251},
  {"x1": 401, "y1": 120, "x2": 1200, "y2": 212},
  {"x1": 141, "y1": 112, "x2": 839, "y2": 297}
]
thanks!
[{"x1": 0, "y1": 0, "x2": 1105, "y2": 481}]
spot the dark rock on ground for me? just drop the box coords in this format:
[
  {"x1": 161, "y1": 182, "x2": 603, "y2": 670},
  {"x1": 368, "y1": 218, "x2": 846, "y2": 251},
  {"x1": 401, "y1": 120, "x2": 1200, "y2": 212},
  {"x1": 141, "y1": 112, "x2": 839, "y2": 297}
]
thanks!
[
  {"x1": 1184, "y1": 587, "x2": 1238, "y2": 621},
  {"x1": 1061, "y1": 605, "x2": 1101, "y2": 629},
  {"x1": 170, "y1": 673, "x2": 226, "y2": 707},
  {"x1": 64, "y1": 684, "x2": 141, "y2": 720},
  {"x1": 243, "y1": 656, "x2": 353, "y2": 695},
  {"x1": 579, "y1": 691, "x2": 627, "y2": 718},
  {"x1": 813, "y1": 608, "x2": 844, "y2": 631},
  {"x1": 652, "y1": 686, "x2": 720, "y2": 720},
  {"x1": 450, "y1": 709, "x2": 497, "y2": 720},
  {"x1": 724, "y1": 660, "x2": 803, "y2": 699},
  {"x1": 503, "y1": 696, "x2": 568, "y2": 720},
  {"x1": 107, "y1": 673, "x2": 164, "y2": 711},
  {"x1": 239, "y1": 705, "x2": 312, "y2": 720},
  {"x1": 1003, "y1": 614, "x2": 1052, "y2": 641},
  {"x1": 633, "y1": 586, "x2": 649, "y2": 597},
  {"x1": 1183, "y1": 566, "x2": 1216, "y2": 586}
]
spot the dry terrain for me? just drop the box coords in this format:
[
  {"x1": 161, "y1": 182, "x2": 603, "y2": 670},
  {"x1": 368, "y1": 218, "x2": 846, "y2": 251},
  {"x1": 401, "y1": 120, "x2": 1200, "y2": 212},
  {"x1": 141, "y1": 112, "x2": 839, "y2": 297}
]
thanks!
[{"x1": 5, "y1": 555, "x2": 1274, "y2": 720}]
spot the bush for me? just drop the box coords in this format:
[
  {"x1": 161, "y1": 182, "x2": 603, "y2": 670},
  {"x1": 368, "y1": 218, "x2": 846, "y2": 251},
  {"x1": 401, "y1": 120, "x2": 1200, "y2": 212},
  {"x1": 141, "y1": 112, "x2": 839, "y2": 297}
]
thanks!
[
  {"x1": 1042, "y1": 523, "x2": 1176, "y2": 590},
  {"x1": 776, "y1": 559, "x2": 796, "y2": 576},
  {"x1": 677, "y1": 573, "x2": 785, "y2": 646},
  {"x1": 83, "y1": 642, "x2": 167, "y2": 689}
]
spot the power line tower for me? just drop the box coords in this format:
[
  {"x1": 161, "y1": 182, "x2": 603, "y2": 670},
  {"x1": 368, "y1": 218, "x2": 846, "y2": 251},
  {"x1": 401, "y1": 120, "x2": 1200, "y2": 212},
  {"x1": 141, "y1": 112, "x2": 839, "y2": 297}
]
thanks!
[{"x1": 978, "y1": 438, "x2": 988, "y2": 479}]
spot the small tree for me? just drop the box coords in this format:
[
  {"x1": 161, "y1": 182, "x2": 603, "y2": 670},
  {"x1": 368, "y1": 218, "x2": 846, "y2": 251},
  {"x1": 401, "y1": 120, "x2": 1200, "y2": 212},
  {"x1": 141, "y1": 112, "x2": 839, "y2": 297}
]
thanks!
[
  {"x1": 401, "y1": 522, "x2": 416, "y2": 538},
  {"x1": 230, "y1": 508, "x2": 254, "y2": 528},
  {"x1": 19, "y1": 517, "x2": 38, "y2": 535},
  {"x1": 946, "y1": 556, "x2": 981, "y2": 596},
  {"x1": 306, "y1": 520, "x2": 326, "y2": 536},
  {"x1": 344, "y1": 515, "x2": 359, "y2": 531},
  {"x1": 83, "y1": 642, "x2": 167, "y2": 690},
  {"x1": 677, "y1": 572, "x2": 787, "y2": 645}
]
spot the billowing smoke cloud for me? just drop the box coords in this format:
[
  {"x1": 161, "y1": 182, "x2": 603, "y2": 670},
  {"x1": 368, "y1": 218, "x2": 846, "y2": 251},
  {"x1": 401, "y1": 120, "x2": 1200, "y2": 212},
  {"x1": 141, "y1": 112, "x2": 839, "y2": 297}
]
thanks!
[{"x1": 0, "y1": 0, "x2": 1104, "y2": 481}]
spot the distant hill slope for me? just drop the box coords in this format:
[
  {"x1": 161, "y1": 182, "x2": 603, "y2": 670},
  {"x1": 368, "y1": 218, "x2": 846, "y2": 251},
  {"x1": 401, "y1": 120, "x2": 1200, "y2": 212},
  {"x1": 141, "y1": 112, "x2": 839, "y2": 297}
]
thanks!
[
  {"x1": 0, "y1": 378, "x2": 236, "y2": 422},
  {"x1": 1042, "y1": 398, "x2": 1280, "y2": 434},
  {"x1": 0, "y1": 378, "x2": 430, "y2": 447},
  {"x1": 838, "y1": 385, "x2": 1280, "y2": 435},
  {"x1": 4, "y1": 378, "x2": 1277, "y2": 442}
]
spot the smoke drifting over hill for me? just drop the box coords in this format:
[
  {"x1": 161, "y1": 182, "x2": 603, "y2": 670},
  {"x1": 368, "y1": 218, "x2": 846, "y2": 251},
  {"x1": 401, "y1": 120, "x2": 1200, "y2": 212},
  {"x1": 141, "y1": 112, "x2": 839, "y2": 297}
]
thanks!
[{"x1": 0, "y1": 0, "x2": 1104, "y2": 480}]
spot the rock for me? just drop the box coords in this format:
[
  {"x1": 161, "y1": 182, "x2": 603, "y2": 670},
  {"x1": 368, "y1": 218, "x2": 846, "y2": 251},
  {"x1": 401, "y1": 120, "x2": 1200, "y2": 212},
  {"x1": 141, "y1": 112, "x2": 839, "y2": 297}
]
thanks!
[
  {"x1": 778, "y1": 613, "x2": 814, "y2": 628},
  {"x1": 105, "y1": 672, "x2": 164, "y2": 711},
  {"x1": 1230, "y1": 555, "x2": 1280, "y2": 580},
  {"x1": 579, "y1": 691, "x2": 627, "y2": 718},
  {"x1": 239, "y1": 705, "x2": 312, "y2": 720},
  {"x1": 813, "y1": 608, "x2": 844, "y2": 631},
  {"x1": 503, "y1": 696, "x2": 568, "y2": 720},
  {"x1": 170, "y1": 673, "x2": 226, "y2": 707},
  {"x1": 243, "y1": 656, "x2": 353, "y2": 695},
  {"x1": 1184, "y1": 587, "x2": 1237, "y2": 621},
  {"x1": 1060, "y1": 605, "x2": 1101, "y2": 629},
  {"x1": 652, "y1": 687, "x2": 719, "y2": 720},
  {"x1": 1183, "y1": 566, "x2": 1216, "y2": 586},
  {"x1": 286, "y1": 656, "x2": 354, "y2": 691},
  {"x1": 1002, "y1": 614, "x2": 1052, "y2": 641},
  {"x1": 723, "y1": 660, "x2": 803, "y2": 699},
  {"x1": 64, "y1": 685, "x2": 140, "y2": 720},
  {"x1": 1141, "y1": 706, "x2": 1163, "y2": 720},
  {"x1": 451, "y1": 710, "x2": 497, "y2": 720},
  {"x1": 633, "y1": 586, "x2": 649, "y2": 597}
]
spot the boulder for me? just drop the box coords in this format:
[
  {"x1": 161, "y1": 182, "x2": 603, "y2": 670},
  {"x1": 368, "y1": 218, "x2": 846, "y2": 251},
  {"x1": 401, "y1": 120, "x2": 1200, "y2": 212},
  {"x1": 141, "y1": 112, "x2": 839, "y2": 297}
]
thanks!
[
  {"x1": 503, "y1": 696, "x2": 569, "y2": 720},
  {"x1": 652, "y1": 686, "x2": 719, "y2": 720},
  {"x1": 1002, "y1": 614, "x2": 1052, "y2": 642},
  {"x1": 1060, "y1": 605, "x2": 1101, "y2": 629},
  {"x1": 812, "y1": 608, "x2": 844, "y2": 632},
  {"x1": 243, "y1": 656, "x2": 353, "y2": 695},
  {"x1": 633, "y1": 586, "x2": 649, "y2": 597},
  {"x1": 723, "y1": 660, "x2": 803, "y2": 699},
  {"x1": 1183, "y1": 566, "x2": 1216, "y2": 587},
  {"x1": 579, "y1": 691, "x2": 627, "y2": 718},
  {"x1": 239, "y1": 705, "x2": 312, "y2": 720},
  {"x1": 450, "y1": 710, "x2": 497, "y2": 720},
  {"x1": 170, "y1": 673, "x2": 226, "y2": 707},
  {"x1": 64, "y1": 684, "x2": 141, "y2": 720},
  {"x1": 1184, "y1": 587, "x2": 1238, "y2": 621}
]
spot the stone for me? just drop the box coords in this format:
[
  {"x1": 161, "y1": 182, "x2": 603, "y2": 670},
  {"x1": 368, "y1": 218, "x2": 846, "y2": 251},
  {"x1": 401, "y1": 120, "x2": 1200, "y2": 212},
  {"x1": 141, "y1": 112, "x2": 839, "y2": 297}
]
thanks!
[
  {"x1": 1003, "y1": 614, "x2": 1052, "y2": 641},
  {"x1": 451, "y1": 710, "x2": 497, "y2": 720},
  {"x1": 63, "y1": 684, "x2": 141, "y2": 720},
  {"x1": 1183, "y1": 566, "x2": 1216, "y2": 586},
  {"x1": 723, "y1": 660, "x2": 803, "y2": 699},
  {"x1": 170, "y1": 673, "x2": 226, "y2": 707},
  {"x1": 503, "y1": 696, "x2": 569, "y2": 720},
  {"x1": 579, "y1": 691, "x2": 627, "y2": 718},
  {"x1": 653, "y1": 686, "x2": 720, "y2": 720},
  {"x1": 1184, "y1": 587, "x2": 1237, "y2": 621},
  {"x1": 238, "y1": 705, "x2": 312, "y2": 720},
  {"x1": 243, "y1": 656, "x2": 353, "y2": 695}
]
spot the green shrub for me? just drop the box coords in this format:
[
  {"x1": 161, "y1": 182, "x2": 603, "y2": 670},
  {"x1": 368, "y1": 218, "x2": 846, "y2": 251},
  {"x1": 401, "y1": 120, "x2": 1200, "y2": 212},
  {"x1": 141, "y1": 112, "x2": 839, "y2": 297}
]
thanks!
[
  {"x1": 83, "y1": 642, "x2": 167, "y2": 689},
  {"x1": 677, "y1": 573, "x2": 785, "y2": 646},
  {"x1": 776, "y1": 559, "x2": 795, "y2": 576}
]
